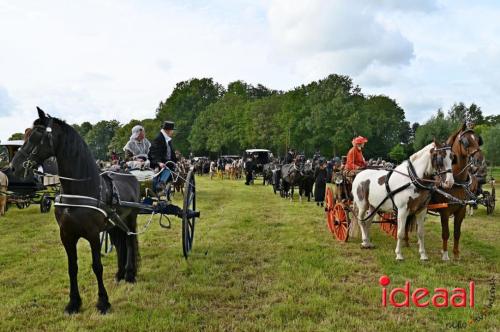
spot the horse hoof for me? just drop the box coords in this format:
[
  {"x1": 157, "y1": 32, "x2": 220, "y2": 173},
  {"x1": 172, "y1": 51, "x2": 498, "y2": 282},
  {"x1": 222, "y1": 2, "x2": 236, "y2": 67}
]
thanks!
[
  {"x1": 65, "y1": 299, "x2": 82, "y2": 315},
  {"x1": 441, "y1": 251, "x2": 450, "y2": 261},
  {"x1": 360, "y1": 243, "x2": 375, "y2": 249},
  {"x1": 96, "y1": 300, "x2": 111, "y2": 314},
  {"x1": 396, "y1": 255, "x2": 404, "y2": 261},
  {"x1": 125, "y1": 274, "x2": 137, "y2": 283},
  {"x1": 420, "y1": 254, "x2": 429, "y2": 261},
  {"x1": 115, "y1": 271, "x2": 125, "y2": 282}
]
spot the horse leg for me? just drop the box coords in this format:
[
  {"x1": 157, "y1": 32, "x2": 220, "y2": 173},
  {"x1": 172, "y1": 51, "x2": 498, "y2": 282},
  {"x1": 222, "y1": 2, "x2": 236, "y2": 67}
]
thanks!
[
  {"x1": 88, "y1": 234, "x2": 111, "y2": 314},
  {"x1": 415, "y1": 210, "x2": 428, "y2": 261},
  {"x1": 453, "y1": 208, "x2": 465, "y2": 260},
  {"x1": 124, "y1": 215, "x2": 139, "y2": 283},
  {"x1": 355, "y1": 203, "x2": 373, "y2": 248},
  {"x1": 440, "y1": 213, "x2": 450, "y2": 261},
  {"x1": 109, "y1": 227, "x2": 126, "y2": 281},
  {"x1": 61, "y1": 234, "x2": 82, "y2": 314},
  {"x1": 395, "y1": 210, "x2": 409, "y2": 260}
]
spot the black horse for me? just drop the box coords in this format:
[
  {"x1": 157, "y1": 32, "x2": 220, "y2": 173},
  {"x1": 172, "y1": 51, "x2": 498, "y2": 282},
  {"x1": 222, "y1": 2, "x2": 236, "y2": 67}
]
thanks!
[
  {"x1": 11, "y1": 108, "x2": 140, "y2": 314},
  {"x1": 298, "y1": 161, "x2": 314, "y2": 202}
]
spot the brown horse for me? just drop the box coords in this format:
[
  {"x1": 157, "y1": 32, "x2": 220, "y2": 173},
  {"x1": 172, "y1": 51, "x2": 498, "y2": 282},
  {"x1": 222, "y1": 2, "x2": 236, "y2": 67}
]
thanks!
[{"x1": 413, "y1": 124, "x2": 484, "y2": 260}]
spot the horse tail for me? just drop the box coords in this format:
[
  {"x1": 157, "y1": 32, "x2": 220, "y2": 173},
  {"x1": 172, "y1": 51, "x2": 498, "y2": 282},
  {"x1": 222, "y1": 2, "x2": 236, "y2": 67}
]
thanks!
[
  {"x1": 405, "y1": 215, "x2": 417, "y2": 233},
  {"x1": 128, "y1": 214, "x2": 141, "y2": 271}
]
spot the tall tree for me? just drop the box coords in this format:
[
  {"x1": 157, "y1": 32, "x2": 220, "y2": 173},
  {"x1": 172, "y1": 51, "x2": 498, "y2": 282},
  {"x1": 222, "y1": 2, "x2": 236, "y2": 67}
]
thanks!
[
  {"x1": 85, "y1": 120, "x2": 120, "y2": 160},
  {"x1": 155, "y1": 78, "x2": 225, "y2": 153}
]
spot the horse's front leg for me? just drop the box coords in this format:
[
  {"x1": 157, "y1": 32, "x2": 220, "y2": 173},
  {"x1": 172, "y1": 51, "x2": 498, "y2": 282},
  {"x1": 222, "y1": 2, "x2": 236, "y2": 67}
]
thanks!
[
  {"x1": 61, "y1": 233, "x2": 82, "y2": 314},
  {"x1": 88, "y1": 233, "x2": 111, "y2": 314},
  {"x1": 440, "y1": 213, "x2": 450, "y2": 261},
  {"x1": 453, "y1": 208, "x2": 466, "y2": 260},
  {"x1": 415, "y1": 210, "x2": 428, "y2": 261},
  {"x1": 395, "y1": 209, "x2": 409, "y2": 261}
]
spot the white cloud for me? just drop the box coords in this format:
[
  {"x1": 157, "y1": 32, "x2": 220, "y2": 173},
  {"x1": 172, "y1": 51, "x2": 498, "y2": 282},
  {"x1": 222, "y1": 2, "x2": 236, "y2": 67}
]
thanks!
[{"x1": 0, "y1": 0, "x2": 499, "y2": 140}]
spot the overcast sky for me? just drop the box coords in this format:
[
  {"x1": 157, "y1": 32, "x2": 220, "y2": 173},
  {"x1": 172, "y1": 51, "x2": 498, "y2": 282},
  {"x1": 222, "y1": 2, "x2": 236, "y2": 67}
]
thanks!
[{"x1": 1, "y1": 0, "x2": 499, "y2": 141}]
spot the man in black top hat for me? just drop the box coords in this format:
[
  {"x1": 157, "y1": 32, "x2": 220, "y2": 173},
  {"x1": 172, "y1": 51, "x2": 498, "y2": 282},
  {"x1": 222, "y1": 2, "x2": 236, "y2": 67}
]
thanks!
[{"x1": 149, "y1": 121, "x2": 178, "y2": 169}]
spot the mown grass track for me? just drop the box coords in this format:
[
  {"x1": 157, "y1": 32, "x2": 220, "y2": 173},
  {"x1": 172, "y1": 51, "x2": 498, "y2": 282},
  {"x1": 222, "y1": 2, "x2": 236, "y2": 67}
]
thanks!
[{"x1": 0, "y1": 177, "x2": 498, "y2": 331}]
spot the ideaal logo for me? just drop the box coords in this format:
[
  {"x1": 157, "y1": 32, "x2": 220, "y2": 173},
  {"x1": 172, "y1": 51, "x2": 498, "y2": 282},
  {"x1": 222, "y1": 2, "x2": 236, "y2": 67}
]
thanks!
[{"x1": 379, "y1": 275, "x2": 474, "y2": 308}]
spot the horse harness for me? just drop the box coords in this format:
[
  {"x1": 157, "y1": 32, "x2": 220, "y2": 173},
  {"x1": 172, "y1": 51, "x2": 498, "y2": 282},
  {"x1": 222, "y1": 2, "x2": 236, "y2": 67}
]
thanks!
[
  {"x1": 54, "y1": 172, "x2": 135, "y2": 234},
  {"x1": 359, "y1": 147, "x2": 454, "y2": 222}
]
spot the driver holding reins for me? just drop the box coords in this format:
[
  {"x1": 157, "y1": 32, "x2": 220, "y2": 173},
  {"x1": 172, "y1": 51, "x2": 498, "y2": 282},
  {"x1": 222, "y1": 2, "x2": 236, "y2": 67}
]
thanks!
[
  {"x1": 345, "y1": 136, "x2": 368, "y2": 176},
  {"x1": 149, "y1": 121, "x2": 178, "y2": 192}
]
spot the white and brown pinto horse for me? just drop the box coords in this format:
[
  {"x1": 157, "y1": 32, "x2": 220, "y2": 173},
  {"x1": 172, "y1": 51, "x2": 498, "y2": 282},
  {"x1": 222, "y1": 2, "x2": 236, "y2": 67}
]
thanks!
[{"x1": 352, "y1": 142, "x2": 455, "y2": 261}]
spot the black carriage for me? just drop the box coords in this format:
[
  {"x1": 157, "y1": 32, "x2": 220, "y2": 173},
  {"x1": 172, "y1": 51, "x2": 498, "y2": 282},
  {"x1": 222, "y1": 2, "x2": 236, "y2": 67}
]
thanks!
[
  {"x1": 244, "y1": 149, "x2": 272, "y2": 177},
  {"x1": 98, "y1": 162, "x2": 200, "y2": 258},
  {"x1": 1, "y1": 140, "x2": 59, "y2": 213}
]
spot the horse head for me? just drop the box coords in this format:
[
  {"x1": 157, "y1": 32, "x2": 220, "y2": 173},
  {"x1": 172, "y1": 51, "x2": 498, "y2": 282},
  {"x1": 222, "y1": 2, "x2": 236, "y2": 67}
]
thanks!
[
  {"x1": 429, "y1": 141, "x2": 455, "y2": 189},
  {"x1": 11, "y1": 107, "x2": 60, "y2": 179},
  {"x1": 448, "y1": 124, "x2": 484, "y2": 175}
]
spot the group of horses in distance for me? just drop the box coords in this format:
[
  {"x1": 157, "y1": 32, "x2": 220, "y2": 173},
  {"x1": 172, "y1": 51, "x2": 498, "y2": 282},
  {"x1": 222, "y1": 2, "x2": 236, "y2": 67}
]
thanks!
[{"x1": 263, "y1": 155, "x2": 319, "y2": 202}]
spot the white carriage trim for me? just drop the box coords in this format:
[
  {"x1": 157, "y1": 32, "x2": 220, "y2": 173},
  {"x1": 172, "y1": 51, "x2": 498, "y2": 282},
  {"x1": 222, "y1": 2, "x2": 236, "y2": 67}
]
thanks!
[{"x1": 54, "y1": 202, "x2": 108, "y2": 218}]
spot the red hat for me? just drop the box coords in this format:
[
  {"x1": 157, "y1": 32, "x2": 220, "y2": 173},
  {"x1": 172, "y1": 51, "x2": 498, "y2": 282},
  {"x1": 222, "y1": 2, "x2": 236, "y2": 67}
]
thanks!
[{"x1": 352, "y1": 136, "x2": 368, "y2": 145}]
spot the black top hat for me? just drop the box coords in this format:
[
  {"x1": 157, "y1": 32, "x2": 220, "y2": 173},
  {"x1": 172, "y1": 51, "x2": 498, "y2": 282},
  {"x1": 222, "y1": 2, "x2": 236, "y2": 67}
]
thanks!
[{"x1": 162, "y1": 121, "x2": 175, "y2": 130}]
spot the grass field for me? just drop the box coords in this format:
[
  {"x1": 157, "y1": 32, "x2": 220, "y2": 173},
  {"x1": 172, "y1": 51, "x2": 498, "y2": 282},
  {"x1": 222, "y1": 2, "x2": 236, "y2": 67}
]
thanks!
[{"x1": 0, "y1": 176, "x2": 498, "y2": 331}]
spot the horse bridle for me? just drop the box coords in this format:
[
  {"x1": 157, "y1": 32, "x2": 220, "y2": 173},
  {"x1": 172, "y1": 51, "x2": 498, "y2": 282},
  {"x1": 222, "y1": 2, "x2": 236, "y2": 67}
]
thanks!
[
  {"x1": 16, "y1": 119, "x2": 55, "y2": 177},
  {"x1": 432, "y1": 145, "x2": 453, "y2": 177},
  {"x1": 16, "y1": 119, "x2": 90, "y2": 182},
  {"x1": 456, "y1": 130, "x2": 482, "y2": 176}
]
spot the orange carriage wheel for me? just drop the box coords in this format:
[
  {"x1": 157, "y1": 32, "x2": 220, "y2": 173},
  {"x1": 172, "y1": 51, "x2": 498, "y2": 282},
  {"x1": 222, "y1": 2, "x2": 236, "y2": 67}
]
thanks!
[
  {"x1": 332, "y1": 202, "x2": 350, "y2": 242},
  {"x1": 325, "y1": 187, "x2": 335, "y2": 233},
  {"x1": 380, "y1": 212, "x2": 398, "y2": 239}
]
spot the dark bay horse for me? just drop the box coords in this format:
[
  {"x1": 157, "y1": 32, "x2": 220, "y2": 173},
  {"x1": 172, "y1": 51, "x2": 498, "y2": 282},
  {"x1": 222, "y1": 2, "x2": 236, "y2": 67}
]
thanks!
[
  {"x1": 298, "y1": 160, "x2": 314, "y2": 202},
  {"x1": 431, "y1": 124, "x2": 484, "y2": 260},
  {"x1": 281, "y1": 156, "x2": 304, "y2": 201},
  {"x1": 11, "y1": 108, "x2": 140, "y2": 314}
]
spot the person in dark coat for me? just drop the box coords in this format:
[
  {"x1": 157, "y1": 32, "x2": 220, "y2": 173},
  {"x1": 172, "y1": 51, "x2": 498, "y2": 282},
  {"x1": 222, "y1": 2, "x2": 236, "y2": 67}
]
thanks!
[
  {"x1": 314, "y1": 158, "x2": 327, "y2": 207},
  {"x1": 149, "y1": 121, "x2": 178, "y2": 169},
  {"x1": 244, "y1": 158, "x2": 254, "y2": 185},
  {"x1": 149, "y1": 121, "x2": 178, "y2": 195}
]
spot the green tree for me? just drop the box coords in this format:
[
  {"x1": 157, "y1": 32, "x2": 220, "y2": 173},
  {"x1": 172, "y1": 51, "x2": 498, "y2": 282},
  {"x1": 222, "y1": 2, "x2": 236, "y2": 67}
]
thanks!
[
  {"x1": 388, "y1": 144, "x2": 406, "y2": 162},
  {"x1": 73, "y1": 121, "x2": 93, "y2": 139},
  {"x1": 8, "y1": 133, "x2": 24, "y2": 141},
  {"x1": 414, "y1": 110, "x2": 454, "y2": 149},
  {"x1": 482, "y1": 124, "x2": 500, "y2": 166},
  {"x1": 85, "y1": 120, "x2": 120, "y2": 160},
  {"x1": 155, "y1": 78, "x2": 225, "y2": 153}
]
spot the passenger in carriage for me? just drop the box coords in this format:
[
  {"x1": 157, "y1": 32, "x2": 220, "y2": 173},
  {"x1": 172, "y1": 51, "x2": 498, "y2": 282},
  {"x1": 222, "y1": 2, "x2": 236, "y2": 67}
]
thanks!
[
  {"x1": 345, "y1": 136, "x2": 368, "y2": 176},
  {"x1": 123, "y1": 125, "x2": 151, "y2": 170}
]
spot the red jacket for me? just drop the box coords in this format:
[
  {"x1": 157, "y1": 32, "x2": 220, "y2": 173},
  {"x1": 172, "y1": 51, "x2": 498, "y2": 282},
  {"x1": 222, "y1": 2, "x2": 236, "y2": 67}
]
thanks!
[{"x1": 345, "y1": 147, "x2": 366, "y2": 171}]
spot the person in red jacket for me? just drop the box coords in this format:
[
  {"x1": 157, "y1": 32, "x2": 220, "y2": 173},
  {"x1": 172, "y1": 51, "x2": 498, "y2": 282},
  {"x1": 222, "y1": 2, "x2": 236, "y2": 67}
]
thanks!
[{"x1": 345, "y1": 136, "x2": 368, "y2": 172}]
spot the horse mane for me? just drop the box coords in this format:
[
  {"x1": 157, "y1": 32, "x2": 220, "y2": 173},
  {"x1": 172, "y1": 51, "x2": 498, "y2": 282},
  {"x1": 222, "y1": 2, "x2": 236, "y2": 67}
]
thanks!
[
  {"x1": 446, "y1": 123, "x2": 467, "y2": 145},
  {"x1": 34, "y1": 116, "x2": 101, "y2": 195},
  {"x1": 409, "y1": 142, "x2": 434, "y2": 162}
]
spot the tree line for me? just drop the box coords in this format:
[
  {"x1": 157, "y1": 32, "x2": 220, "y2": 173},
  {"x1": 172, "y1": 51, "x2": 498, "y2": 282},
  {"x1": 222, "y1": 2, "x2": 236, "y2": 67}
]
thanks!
[{"x1": 6, "y1": 74, "x2": 500, "y2": 164}]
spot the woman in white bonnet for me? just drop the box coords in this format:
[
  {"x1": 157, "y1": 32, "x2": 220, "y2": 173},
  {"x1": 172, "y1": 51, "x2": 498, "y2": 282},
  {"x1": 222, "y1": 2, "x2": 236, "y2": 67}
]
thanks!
[{"x1": 123, "y1": 125, "x2": 151, "y2": 169}]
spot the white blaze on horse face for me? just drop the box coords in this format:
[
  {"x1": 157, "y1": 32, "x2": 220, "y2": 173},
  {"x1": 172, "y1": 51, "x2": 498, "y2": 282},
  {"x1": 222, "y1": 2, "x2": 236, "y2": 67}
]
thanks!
[{"x1": 442, "y1": 149, "x2": 455, "y2": 189}]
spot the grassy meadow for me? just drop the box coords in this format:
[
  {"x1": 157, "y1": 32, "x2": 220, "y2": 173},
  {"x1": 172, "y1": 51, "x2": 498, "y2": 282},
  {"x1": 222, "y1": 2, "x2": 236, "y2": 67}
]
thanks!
[{"x1": 0, "y1": 176, "x2": 498, "y2": 331}]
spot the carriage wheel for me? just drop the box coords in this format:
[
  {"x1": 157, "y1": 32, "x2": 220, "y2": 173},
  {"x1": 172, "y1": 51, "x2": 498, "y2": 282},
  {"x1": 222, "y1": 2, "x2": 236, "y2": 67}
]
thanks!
[
  {"x1": 325, "y1": 187, "x2": 335, "y2": 233},
  {"x1": 40, "y1": 193, "x2": 52, "y2": 213},
  {"x1": 99, "y1": 231, "x2": 113, "y2": 255},
  {"x1": 332, "y1": 202, "x2": 350, "y2": 242},
  {"x1": 16, "y1": 201, "x2": 29, "y2": 209},
  {"x1": 380, "y1": 212, "x2": 398, "y2": 239},
  {"x1": 182, "y1": 170, "x2": 197, "y2": 258}
]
